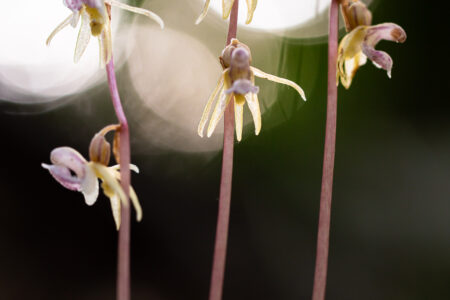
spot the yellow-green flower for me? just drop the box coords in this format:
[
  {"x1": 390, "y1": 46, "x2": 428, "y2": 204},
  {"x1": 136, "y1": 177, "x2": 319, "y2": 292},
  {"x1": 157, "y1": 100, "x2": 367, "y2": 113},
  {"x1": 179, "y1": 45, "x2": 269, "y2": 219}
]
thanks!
[
  {"x1": 47, "y1": 0, "x2": 164, "y2": 67},
  {"x1": 198, "y1": 39, "x2": 306, "y2": 142},
  {"x1": 42, "y1": 126, "x2": 141, "y2": 230},
  {"x1": 196, "y1": 0, "x2": 258, "y2": 25},
  {"x1": 337, "y1": 23, "x2": 407, "y2": 89}
]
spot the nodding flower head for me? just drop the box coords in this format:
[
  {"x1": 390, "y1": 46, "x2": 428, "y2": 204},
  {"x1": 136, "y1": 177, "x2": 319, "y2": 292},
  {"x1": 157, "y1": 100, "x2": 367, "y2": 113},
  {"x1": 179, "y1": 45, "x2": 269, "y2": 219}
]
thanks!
[
  {"x1": 47, "y1": 0, "x2": 164, "y2": 67},
  {"x1": 196, "y1": 0, "x2": 258, "y2": 25},
  {"x1": 42, "y1": 125, "x2": 142, "y2": 230},
  {"x1": 337, "y1": 22, "x2": 407, "y2": 89},
  {"x1": 198, "y1": 39, "x2": 306, "y2": 142}
]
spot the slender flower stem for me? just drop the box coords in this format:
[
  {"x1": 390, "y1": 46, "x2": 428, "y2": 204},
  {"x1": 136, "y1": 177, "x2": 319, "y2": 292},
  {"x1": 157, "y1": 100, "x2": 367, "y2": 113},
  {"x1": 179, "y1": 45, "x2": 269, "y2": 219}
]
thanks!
[
  {"x1": 312, "y1": 1, "x2": 339, "y2": 300},
  {"x1": 106, "y1": 56, "x2": 132, "y2": 300},
  {"x1": 208, "y1": 2, "x2": 239, "y2": 300}
]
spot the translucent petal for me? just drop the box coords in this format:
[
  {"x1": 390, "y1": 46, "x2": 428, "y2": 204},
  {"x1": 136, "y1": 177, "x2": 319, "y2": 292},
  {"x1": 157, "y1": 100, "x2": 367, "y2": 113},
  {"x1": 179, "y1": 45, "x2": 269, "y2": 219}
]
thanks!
[
  {"x1": 365, "y1": 23, "x2": 407, "y2": 47},
  {"x1": 99, "y1": 23, "x2": 112, "y2": 67},
  {"x1": 245, "y1": 93, "x2": 261, "y2": 135},
  {"x1": 222, "y1": 0, "x2": 235, "y2": 20},
  {"x1": 74, "y1": 8, "x2": 91, "y2": 63},
  {"x1": 207, "y1": 90, "x2": 232, "y2": 138},
  {"x1": 245, "y1": 0, "x2": 257, "y2": 24},
  {"x1": 109, "y1": 194, "x2": 121, "y2": 230},
  {"x1": 49, "y1": 147, "x2": 87, "y2": 177},
  {"x1": 198, "y1": 73, "x2": 225, "y2": 137},
  {"x1": 207, "y1": 71, "x2": 232, "y2": 138},
  {"x1": 234, "y1": 96, "x2": 245, "y2": 142},
  {"x1": 250, "y1": 67, "x2": 306, "y2": 101},
  {"x1": 109, "y1": 164, "x2": 140, "y2": 174},
  {"x1": 81, "y1": 164, "x2": 100, "y2": 206},
  {"x1": 195, "y1": 0, "x2": 211, "y2": 25},
  {"x1": 106, "y1": 0, "x2": 164, "y2": 29},
  {"x1": 46, "y1": 14, "x2": 74, "y2": 46},
  {"x1": 91, "y1": 163, "x2": 127, "y2": 206},
  {"x1": 130, "y1": 186, "x2": 142, "y2": 222}
]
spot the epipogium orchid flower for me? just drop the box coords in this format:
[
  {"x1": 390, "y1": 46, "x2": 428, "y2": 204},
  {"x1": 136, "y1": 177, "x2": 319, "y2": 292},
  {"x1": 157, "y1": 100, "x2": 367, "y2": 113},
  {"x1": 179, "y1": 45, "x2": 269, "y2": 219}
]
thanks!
[
  {"x1": 196, "y1": 0, "x2": 257, "y2": 25},
  {"x1": 198, "y1": 39, "x2": 306, "y2": 142},
  {"x1": 41, "y1": 125, "x2": 142, "y2": 230},
  {"x1": 46, "y1": 0, "x2": 164, "y2": 67},
  {"x1": 337, "y1": 0, "x2": 407, "y2": 89}
]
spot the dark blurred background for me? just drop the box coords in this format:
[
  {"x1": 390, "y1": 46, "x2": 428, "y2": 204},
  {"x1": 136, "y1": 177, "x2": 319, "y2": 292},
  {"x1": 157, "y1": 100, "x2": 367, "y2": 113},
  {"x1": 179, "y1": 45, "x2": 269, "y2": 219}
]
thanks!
[{"x1": 1, "y1": 0, "x2": 449, "y2": 299}]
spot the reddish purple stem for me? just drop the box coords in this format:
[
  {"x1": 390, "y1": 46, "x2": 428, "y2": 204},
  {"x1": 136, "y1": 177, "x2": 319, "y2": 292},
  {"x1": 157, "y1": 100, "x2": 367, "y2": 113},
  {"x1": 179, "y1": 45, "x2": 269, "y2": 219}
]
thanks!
[
  {"x1": 106, "y1": 57, "x2": 132, "y2": 300},
  {"x1": 208, "y1": 2, "x2": 239, "y2": 300},
  {"x1": 312, "y1": 1, "x2": 339, "y2": 300}
]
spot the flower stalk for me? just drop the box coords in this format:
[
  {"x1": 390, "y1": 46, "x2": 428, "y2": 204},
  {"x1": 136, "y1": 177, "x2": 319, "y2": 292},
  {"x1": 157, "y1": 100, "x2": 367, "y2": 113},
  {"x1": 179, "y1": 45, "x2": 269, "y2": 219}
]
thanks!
[
  {"x1": 312, "y1": 1, "x2": 339, "y2": 300},
  {"x1": 208, "y1": 2, "x2": 238, "y2": 300},
  {"x1": 104, "y1": 5, "x2": 131, "y2": 300}
]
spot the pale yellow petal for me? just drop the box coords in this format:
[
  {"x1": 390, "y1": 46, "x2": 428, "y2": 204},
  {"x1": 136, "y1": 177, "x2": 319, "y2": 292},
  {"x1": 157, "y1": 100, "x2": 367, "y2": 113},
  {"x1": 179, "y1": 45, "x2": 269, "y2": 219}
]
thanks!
[
  {"x1": 207, "y1": 71, "x2": 232, "y2": 138},
  {"x1": 109, "y1": 164, "x2": 140, "y2": 174},
  {"x1": 195, "y1": 0, "x2": 211, "y2": 25},
  {"x1": 250, "y1": 66, "x2": 306, "y2": 101},
  {"x1": 106, "y1": 0, "x2": 164, "y2": 29},
  {"x1": 110, "y1": 194, "x2": 121, "y2": 230},
  {"x1": 222, "y1": 0, "x2": 235, "y2": 20},
  {"x1": 234, "y1": 95, "x2": 245, "y2": 142},
  {"x1": 245, "y1": 0, "x2": 257, "y2": 24},
  {"x1": 46, "y1": 14, "x2": 73, "y2": 46},
  {"x1": 198, "y1": 72, "x2": 225, "y2": 137},
  {"x1": 207, "y1": 91, "x2": 232, "y2": 138},
  {"x1": 99, "y1": 22, "x2": 112, "y2": 67},
  {"x1": 245, "y1": 93, "x2": 261, "y2": 135},
  {"x1": 129, "y1": 186, "x2": 142, "y2": 222},
  {"x1": 91, "y1": 163, "x2": 128, "y2": 207},
  {"x1": 74, "y1": 9, "x2": 91, "y2": 63}
]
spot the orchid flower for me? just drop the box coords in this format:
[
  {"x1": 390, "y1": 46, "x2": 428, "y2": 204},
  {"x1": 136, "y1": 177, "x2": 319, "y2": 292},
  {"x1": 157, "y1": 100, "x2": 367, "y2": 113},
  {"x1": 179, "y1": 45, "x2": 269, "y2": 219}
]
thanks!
[
  {"x1": 196, "y1": 0, "x2": 257, "y2": 25},
  {"x1": 41, "y1": 125, "x2": 142, "y2": 230},
  {"x1": 47, "y1": 0, "x2": 164, "y2": 66},
  {"x1": 198, "y1": 39, "x2": 306, "y2": 142},
  {"x1": 337, "y1": 0, "x2": 407, "y2": 88}
]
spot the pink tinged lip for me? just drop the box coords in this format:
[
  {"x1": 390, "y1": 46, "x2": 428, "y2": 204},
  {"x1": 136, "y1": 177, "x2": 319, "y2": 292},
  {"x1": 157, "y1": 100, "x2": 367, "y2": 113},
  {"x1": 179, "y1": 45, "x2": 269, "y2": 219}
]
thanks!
[
  {"x1": 64, "y1": 0, "x2": 83, "y2": 11},
  {"x1": 41, "y1": 164, "x2": 83, "y2": 191},
  {"x1": 225, "y1": 79, "x2": 259, "y2": 95}
]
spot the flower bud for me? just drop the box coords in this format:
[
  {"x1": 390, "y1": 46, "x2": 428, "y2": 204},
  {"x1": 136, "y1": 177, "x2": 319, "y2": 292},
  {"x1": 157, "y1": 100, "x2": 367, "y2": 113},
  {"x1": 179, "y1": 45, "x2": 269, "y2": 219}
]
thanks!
[
  {"x1": 340, "y1": 0, "x2": 372, "y2": 32},
  {"x1": 220, "y1": 39, "x2": 252, "y2": 69},
  {"x1": 89, "y1": 133, "x2": 111, "y2": 165}
]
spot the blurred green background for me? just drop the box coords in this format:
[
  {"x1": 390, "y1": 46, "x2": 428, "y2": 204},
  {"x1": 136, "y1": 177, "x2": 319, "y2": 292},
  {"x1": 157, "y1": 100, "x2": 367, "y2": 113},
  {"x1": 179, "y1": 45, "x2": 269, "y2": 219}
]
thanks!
[{"x1": 1, "y1": 0, "x2": 449, "y2": 299}]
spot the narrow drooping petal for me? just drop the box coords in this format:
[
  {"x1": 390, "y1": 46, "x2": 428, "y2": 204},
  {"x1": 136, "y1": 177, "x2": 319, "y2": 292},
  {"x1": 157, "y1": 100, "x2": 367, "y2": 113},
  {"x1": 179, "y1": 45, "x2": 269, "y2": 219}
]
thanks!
[
  {"x1": 91, "y1": 163, "x2": 127, "y2": 205},
  {"x1": 225, "y1": 79, "x2": 259, "y2": 95},
  {"x1": 198, "y1": 73, "x2": 225, "y2": 137},
  {"x1": 207, "y1": 71, "x2": 232, "y2": 137},
  {"x1": 74, "y1": 8, "x2": 92, "y2": 63},
  {"x1": 110, "y1": 164, "x2": 142, "y2": 222},
  {"x1": 222, "y1": 0, "x2": 235, "y2": 20},
  {"x1": 46, "y1": 14, "x2": 74, "y2": 46},
  {"x1": 99, "y1": 22, "x2": 112, "y2": 67},
  {"x1": 245, "y1": 0, "x2": 257, "y2": 24},
  {"x1": 251, "y1": 67, "x2": 307, "y2": 101},
  {"x1": 195, "y1": 0, "x2": 211, "y2": 24},
  {"x1": 207, "y1": 90, "x2": 233, "y2": 138},
  {"x1": 106, "y1": 0, "x2": 165, "y2": 29},
  {"x1": 245, "y1": 93, "x2": 261, "y2": 135},
  {"x1": 234, "y1": 95, "x2": 245, "y2": 142},
  {"x1": 129, "y1": 186, "x2": 142, "y2": 222},
  {"x1": 109, "y1": 194, "x2": 121, "y2": 230}
]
